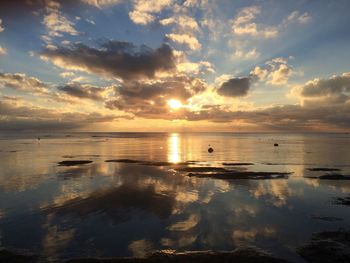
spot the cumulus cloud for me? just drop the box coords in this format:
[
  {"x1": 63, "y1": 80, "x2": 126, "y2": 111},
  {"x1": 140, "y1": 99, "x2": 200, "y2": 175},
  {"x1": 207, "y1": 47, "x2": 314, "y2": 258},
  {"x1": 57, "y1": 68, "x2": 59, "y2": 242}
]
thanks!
[
  {"x1": 40, "y1": 41, "x2": 176, "y2": 80},
  {"x1": 160, "y1": 15, "x2": 200, "y2": 32},
  {"x1": 0, "y1": 72, "x2": 50, "y2": 95},
  {"x1": 0, "y1": 18, "x2": 4, "y2": 32},
  {"x1": 284, "y1": 11, "x2": 312, "y2": 25},
  {"x1": 129, "y1": 0, "x2": 173, "y2": 25},
  {"x1": 106, "y1": 75, "x2": 206, "y2": 118},
  {"x1": 0, "y1": 46, "x2": 6, "y2": 55},
  {"x1": 0, "y1": 72, "x2": 113, "y2": 104},
  {"x1": 232, "y1": 48, "x2": 260, "y2": 60},
  {"x1": 80, "y1": 0, "x2": 123, "y2": 8},
  {"x1": 231, "y1": 6, "x2": 278, "y2": 38},
  {"x1": 0, "y1": 97, "x2": 130, "y2": 131},
  {"x1": 166, "y1": 33, "x2": 201, "y2": 50},
  {"x1": 176, "y1": 60, "x2": 215, "y2": 75},
  {"x1": 58, "y1": 83, "x2": 112, "y2": 101},
  {"x1": 43, "y1": 7, "x2": 79, "y2": 37},
  {"x1": 250, "y1": 57, "x2": 294, "y2": 85},
  {"x1": 216, "y1": 77, "x2": 250, "y2": 97},
  {"x1": 292, "y1": 72, "x2": 350, "y2": 108}
]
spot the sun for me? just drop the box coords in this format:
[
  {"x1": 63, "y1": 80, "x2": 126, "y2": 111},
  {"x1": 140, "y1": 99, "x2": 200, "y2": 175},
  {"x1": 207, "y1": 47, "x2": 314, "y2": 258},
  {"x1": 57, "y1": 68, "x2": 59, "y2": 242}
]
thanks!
[{"x1": 167, "y1": 99, "x2": 183, "y2": 110}]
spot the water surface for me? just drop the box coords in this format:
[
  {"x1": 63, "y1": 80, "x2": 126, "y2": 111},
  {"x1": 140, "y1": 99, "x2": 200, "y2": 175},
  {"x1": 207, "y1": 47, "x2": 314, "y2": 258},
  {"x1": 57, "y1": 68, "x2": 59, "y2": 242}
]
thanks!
[{"x1": 0, "y1": 132, "x2": 350, "y2": 262}]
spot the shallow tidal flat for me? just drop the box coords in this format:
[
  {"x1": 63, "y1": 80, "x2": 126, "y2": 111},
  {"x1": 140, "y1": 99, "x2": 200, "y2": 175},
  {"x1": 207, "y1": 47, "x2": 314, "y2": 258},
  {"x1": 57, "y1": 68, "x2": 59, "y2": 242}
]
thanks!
[{"x1": 0, "y1": 133, "x2": 350, "y2": 262}]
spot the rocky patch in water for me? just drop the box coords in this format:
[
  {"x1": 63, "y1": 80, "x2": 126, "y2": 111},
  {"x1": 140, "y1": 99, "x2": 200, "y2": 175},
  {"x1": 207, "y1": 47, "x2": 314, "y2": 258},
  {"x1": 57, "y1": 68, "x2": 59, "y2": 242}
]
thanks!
[
  {"x1": 306, "y1": 174, "x2": 350, "y2": 180},
  {"x1": 0, "y1": 247, "x2": 291, "y2": 263},
  {"x1": 105, "y1": 159, "x2": 197, "y2": 166},
  {"x1": 333, "y1": 195, "x2": 350, "y2": 206},
  {"x1": 222, "y1": 162, "x2": 254, "y2": 166},
  {"x1": 308, "y1": 168, "x2": 341, "y2": 172},
  {"x1": 58, "y1": 160, "x2": 93, "y2": 166},
  {"x1": 298, "y1": 230, "x2": 350, "y2": 263},
  {"x1": 311, "y1": 215, "x2": 343, "y2": 222}
]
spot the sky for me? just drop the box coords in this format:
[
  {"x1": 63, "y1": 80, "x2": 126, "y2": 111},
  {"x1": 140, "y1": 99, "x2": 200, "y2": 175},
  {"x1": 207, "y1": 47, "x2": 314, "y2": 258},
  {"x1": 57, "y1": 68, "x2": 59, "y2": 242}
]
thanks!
[{"x1": 0, "y1": 0, "x2": 350, "y2": 132}]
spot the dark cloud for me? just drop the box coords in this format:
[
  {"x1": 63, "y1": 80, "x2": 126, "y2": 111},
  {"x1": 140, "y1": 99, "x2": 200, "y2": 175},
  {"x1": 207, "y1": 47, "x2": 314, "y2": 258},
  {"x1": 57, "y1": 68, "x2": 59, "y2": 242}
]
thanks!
[
  {"x1": 0, "y1": 72, "x2": 50, "y2": 95},
  {"x1": 106, "y1": 76, "x2": 206, "y2": 118},
  {"x1": 41, "y1": 41, "x2": 176, "y2": 80},
  {"x1": 0, "y1": 98, "x2": 131, "y2": 131},
  {"x1": 217, "y1": 77, "x2": 250, "y2": 97},
  {"x1": 183, "y1": 103, "x2": 350, "y2": 130},
  {"x1": 300, "y1": 73, "x2": 350, "y2": 98},
  {"x1": 58, "y1": 83, "x2": 110, "y2": 101}
]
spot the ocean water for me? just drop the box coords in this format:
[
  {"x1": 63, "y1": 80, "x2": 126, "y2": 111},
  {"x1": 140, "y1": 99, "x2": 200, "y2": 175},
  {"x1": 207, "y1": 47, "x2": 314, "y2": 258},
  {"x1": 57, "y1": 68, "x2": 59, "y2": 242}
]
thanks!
[{"x1": 0, "y1": 132, "x2": 350, "y2": 261}]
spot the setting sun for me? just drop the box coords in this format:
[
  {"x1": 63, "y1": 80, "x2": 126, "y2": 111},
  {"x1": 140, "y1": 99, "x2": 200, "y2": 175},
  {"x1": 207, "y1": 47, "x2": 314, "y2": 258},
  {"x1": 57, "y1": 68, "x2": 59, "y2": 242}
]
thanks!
[{"x1": 167, "y1": 99, "x2": 183, "y2": 110}]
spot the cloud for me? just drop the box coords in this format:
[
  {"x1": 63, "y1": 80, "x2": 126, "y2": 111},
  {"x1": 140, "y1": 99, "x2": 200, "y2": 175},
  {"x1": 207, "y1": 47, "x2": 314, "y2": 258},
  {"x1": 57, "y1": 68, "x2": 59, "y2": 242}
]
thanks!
[
  {"x1": 40, "y1": 41, "x2": 176, "y2": 80},
  {"x1": 0, "y1": 46, "x2": 6, "y2": 55},
  {"x1": 160, "y1": 15, "x2": 200, "y2": 32},
  {"x1": 216, "y1": 77, "x2": 250, "y2": 97},
  {"x1": 267, "y1": 63, "x2": 294, "y2": 85},
  {"x1": 129, "y1": 0, "x2": 173, "y2": 25},
  {"x1": 293, "y1": 72, "x2": 350, "y2": 108},
  {"x1": 284, "y1": 11, "x2": 312, "y2": 25},
  {"x1": 0, "y1": 18, "x2": 4, "y2": 32},
  {"x1": 0, "y1": 72, "x2": 50, "y2": 95},
  {"x1": 59, "y1": 72, "x2": 75, "y2": 78},
  {"x1": 250, "y1": 57, "x2": 294, "y2": 85},
  {"x1": 43, "y1": 7, "x2": 79, "y2": 37},
  {"x1": 232, "y1": 48, "x2": 260, "y2": 60},
  {"x1": 166, "y1": 33, "x2": 201, "y2": 50},
  {"x1": 80, "y1": 0, "x2": 123, "y2": 8},
  {"x1": 231, "y1": 6, "x2": 278, "y2": 38},
  {"x1": 0, "y1": 97, "x2": 129, "y2": 131},
  {"x1": 129, "y1": 10, "x2": 154, "y2": 25},
  {"x1": 105, "y1": 75, "x2": 206, "y2": 118},
  {"x1": 58, "y1": 83, "x2": 112, "y2": 101},
  {"x1": 176, "y1": 60, "x2": 215, "y2": 75},
  {"x1": 0, "y1": 72, "x2": 111, "y2": 104}
]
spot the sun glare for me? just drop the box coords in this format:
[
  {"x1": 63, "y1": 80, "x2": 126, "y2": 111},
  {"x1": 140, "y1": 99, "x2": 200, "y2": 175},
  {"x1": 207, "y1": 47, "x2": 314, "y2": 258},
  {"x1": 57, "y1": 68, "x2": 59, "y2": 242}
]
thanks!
[{"x1": 167, "y1": 99, "x2": 182, "y2": 110}]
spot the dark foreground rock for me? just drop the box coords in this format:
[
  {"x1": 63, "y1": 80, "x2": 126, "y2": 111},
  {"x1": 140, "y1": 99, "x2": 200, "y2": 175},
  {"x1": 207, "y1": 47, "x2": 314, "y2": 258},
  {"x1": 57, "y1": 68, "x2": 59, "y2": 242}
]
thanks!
[
  {"x1": 68, "y1": 247, "x2": 291, "y2": 263},
  {"x1": 311, "y1": 215, "x2": 343, "y2": 222},
  {"x1": 298, "y1": 230, "x2": 350, "y2": 263},
  {"x1": 319, "y1": 174, "x2": 350, "y2": 180},
  {"x1": 0, "y1": 249, "x2": 38, "y2": 263},
  {"x1": 105, "y1": 159, "x2": 197, "y2": 166},
  {"x1": 186, "y1": 171, "x2": 290, "y2": 180},
  {"x1": 0, "y1": 247, "x2": 291, "y2": 263},
  {"x1": 307, "y1": 168, "x2": 341, "y2": 172},
  {"x1": 58, "y1": 160, "x2": 93, "y2": 166},
  {"x1": 306, "y1": 174, "x2": 350, "y2": 180},
  {"x1": 333, "y1": 195, "x2": 350, "y2": 206},
  {"x1": 222, "y1": 162, "x2": 254, "y2": 166}
]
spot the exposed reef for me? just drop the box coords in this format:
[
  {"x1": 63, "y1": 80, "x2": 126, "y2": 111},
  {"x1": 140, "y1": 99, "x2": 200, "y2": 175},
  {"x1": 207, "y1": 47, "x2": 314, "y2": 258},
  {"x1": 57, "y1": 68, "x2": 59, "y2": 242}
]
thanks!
[
  {"x1": 298, "y1": 230, "x2": 350, "y2": 263},
  {"x1": 58, "y1": 160, "x2": 93, "y2": 166}
]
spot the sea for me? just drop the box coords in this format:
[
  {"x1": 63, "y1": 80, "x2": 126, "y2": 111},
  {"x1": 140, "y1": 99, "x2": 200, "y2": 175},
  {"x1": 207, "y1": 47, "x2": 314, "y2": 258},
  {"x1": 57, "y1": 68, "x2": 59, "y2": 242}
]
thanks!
[{"x1": 0, "y1": 132, "x2": 349, "y2": 262}]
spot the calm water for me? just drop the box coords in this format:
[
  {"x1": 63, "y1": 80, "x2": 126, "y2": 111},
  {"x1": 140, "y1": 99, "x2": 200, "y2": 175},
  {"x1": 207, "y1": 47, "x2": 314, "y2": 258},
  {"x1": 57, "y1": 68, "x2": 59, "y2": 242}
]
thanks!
[{"x1": 0, "y1": 132, "x2": 350, "y2": 262}]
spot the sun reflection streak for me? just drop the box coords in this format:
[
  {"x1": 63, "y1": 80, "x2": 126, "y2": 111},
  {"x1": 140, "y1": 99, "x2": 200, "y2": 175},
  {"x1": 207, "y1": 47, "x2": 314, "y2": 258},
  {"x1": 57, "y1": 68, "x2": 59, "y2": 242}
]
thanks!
[{"x1": 168, "y1": 133, "x2": 181, "y2": 164}]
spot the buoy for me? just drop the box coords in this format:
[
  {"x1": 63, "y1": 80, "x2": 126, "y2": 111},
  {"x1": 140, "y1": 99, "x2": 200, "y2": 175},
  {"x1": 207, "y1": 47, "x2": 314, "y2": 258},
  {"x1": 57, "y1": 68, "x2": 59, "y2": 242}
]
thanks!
[
  {"x1": 274, "y1": 143, "x2": 279, "y2": 147},
  {"x1": 208, "y1": 145, "x2": 214, "y2": 153}
]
